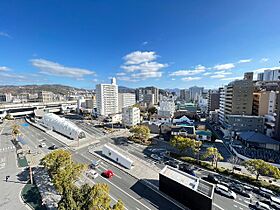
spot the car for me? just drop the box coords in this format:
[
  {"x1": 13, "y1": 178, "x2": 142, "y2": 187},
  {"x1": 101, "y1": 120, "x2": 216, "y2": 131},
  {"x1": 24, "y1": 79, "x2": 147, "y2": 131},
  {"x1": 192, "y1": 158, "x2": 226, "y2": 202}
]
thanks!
[
  {"x1": 87, "y1": 169, "x2": 98, "y2": 179},
  {"x1": 90, "y1": 160, "x2": 101, "y2": 169},
  {"x1": 39, "y1": 142, "x2": 46, "y2": 148},
  {"x1": 270, "y1": 196, "x2": 280, "y2": 209},
  {"x1": 151, "y1": 154, "x2": 162, "y2": 161},
  {"x1": 179, "y1": 164, "x2": 196, "y2": 176},
  {"x1": 102, "y1": 170, "x2": 114, "y2": 178},
  {"x1": 229, "y1": 184, "x2": 251, "y2": 198},
  {"x1": 165, "y1": 160, "x2": 179, "y2": 169},
  {"x1": 48, "y1": 144, "x2": 57, "y2": 150},
  {"x1": 254, "y1": 201, "x2": 273, "y2": 210},
  {"x1": 215, "y1": 184, "x2": 237, "y2": 199},
  {"x1": 203, "y1": 174, "x2": 220, "y2": 184}
]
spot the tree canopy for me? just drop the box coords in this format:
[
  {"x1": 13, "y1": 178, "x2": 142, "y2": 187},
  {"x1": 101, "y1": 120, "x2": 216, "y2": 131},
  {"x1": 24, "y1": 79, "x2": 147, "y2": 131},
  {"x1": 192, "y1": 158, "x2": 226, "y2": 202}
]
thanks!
[
  {"x1": 203, "y1": 147, "x2": 223, "y2": 169},
  {"x1": 244, "y1": 159, "x2": 280, "y2": 180},
  {"x1": 130, "y1": 125, "x2": 150, "y2": 143},
  {"x1": 11, "y1": 124, "x2": 21, "y2": 139}
]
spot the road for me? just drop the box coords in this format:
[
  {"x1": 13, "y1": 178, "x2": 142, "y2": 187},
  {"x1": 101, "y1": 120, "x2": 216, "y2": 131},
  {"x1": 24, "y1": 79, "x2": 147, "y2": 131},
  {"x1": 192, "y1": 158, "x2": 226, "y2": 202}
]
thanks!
[{"x1": 17, "y1": 119, "x2": 184, "y2": 210}]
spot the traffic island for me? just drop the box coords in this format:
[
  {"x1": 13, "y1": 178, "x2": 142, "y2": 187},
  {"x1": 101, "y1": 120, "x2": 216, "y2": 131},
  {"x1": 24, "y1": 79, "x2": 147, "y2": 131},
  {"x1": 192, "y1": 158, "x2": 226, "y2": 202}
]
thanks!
[{"x1": 21, "y1": 182, "x2": 47, "y2": 210}]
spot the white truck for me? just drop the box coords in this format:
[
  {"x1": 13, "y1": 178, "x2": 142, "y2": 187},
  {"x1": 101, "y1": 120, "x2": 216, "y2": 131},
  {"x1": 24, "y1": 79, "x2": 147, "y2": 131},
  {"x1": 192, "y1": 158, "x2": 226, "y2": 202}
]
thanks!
[{"x1": 102, "y1": 144, "x2": 134, "y2": 169}]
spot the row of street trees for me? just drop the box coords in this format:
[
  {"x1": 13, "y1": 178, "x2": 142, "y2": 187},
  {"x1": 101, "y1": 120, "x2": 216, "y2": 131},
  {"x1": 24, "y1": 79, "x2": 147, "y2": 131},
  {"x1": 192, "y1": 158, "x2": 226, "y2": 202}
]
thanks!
[{"x1": 41, "y1": 150, "x2": 124, "y2": 210}]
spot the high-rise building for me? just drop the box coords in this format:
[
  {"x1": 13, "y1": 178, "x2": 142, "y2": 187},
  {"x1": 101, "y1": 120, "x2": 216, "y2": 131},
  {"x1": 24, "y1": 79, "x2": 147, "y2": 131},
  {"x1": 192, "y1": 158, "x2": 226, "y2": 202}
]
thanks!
[
  {"x1": 143, "y1": 93, "x2": 155, "y2": 106},
  {"x1": 218, "y1": 87, "x2": 225, "y2": 124},
  {"x1": 252, "y1": 91, "x2": 277, "y2": 116},
  {"x1": 122, "y1": 106, "x2": 140, "y2": 127},
  {"x1": 257, "y1": 73, "x2": 264, "y2": 81},
  {"x1": 263, "y1": 68, "x2": 280, "y2": 81},
  {"x1": 118, "y1": 93, "x2": 136, "y2": 112},
  {"x1": 96, "y1": 78, "x2": 118, "y2": 116},
  {"x1": 135, "y1": 87, "x2": 159, "y2": 104},
  {"x1": 206, "y1": 89, "x2": 220, "y2": 114},
  {"x1": 189, "y1": 86, "x2": 204, "y2": 101},
  {"x1": 179, "y1": 89, "x2": 190, "y2": 102},
  {"x1": 158, "y1": 98, "x2": 175, "y2": 117}
]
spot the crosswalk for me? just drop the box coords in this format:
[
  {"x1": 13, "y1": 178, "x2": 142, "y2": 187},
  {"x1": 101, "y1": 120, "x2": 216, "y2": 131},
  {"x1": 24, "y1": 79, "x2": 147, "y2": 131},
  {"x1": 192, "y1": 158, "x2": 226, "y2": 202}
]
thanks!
[
  {"x1": 0, "y1": 146, "x2": 15, "y2": 152},
  {"x1": 0, "y1": 157, "x2": 6, "y2": 170}
]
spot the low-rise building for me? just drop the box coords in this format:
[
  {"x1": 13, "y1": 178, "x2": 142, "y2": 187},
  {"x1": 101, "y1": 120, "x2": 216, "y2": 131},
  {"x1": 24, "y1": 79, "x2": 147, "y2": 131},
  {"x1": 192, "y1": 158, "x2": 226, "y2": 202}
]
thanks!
[
  {"x1": 158, "y1": 100, "x2": 175, "y2": 117},
  {"x1": 122, "y1": 106, "x2": 140, "y2": 127},
  {"x1": 0, "y1": 93, "x2": 13, "y2": 103}
]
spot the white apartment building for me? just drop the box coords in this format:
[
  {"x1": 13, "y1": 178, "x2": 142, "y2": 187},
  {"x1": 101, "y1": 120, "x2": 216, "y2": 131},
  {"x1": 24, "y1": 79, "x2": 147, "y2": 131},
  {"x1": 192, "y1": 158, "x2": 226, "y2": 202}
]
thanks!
[
  {"x1": 158, "y1": 99, "x2": 175, "y2": 117},
  {"x1": 118, "y1": 93, "x2": 136, "y2": 112},
  {"x1": 122, "y1": 106, "x2": 140, "y2": 127},
  {"x1": 96, "y1": 78, "x2": 118, "y2": 116},
  {"x1": 218, "y1": 87, "x2": 225, "y2": 124},
  {"x1": 0, "y1": 93, "x2": 13, "y2": 103}
]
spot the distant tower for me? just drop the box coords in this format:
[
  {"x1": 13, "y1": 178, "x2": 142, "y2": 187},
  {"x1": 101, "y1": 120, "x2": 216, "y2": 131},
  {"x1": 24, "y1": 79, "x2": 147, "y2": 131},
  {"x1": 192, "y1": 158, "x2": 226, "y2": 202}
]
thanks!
[{"x1": 111, "y1": 77, "x2": 117, "y2": 85}]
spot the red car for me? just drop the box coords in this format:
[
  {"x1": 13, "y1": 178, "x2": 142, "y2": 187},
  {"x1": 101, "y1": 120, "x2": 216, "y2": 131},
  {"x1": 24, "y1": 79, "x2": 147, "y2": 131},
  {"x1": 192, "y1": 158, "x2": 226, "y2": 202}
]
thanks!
[{"x1": 102, "y1": 170, "x2": 114, "y2": 178}]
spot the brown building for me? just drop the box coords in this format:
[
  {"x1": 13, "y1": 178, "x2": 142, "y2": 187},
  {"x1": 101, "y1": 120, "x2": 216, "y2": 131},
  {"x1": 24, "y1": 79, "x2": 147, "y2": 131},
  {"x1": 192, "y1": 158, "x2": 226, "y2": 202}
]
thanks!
[
  {"x1": 206, "y1": 89, "x2": 220, "y2": 114},
  {"x1": 252, "y1": 91, "x2": 276, "y2": 116}
]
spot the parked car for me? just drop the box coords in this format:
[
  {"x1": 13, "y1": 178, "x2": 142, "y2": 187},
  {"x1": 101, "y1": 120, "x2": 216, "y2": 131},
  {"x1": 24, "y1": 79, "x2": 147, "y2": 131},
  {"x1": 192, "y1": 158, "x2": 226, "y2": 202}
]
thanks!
[
  {"x1": 270, "y1": 196, "x2": 280, "y2": 209},
  {"x1": 215, "y1": 184, "x2": 237, "y2": 199},
  {"x1": 229, "y1": 184, "x2": 251, "y2": 198},
  {"x1": 165, "y1": 160, "x2": 179, "y2": 169},
  {"x1": 179, "y1": 164, "x2": 196, "y2": 177},
  {"x1": 48, "y1": 144, "x2": 57, "y2": 150},
  {"x1": 39, "y1": 142, "x2": 46, "y2": 148},
  {"x1": 254, "y1": 201, "x2": 273, "y2": 210},
  {"x1": 87, "y1": 169, "x2": 98, "y2": 179},
  {"x1": 150, "y1": 154, "x2": 162, "y2": 161},
  {"x1": 203, "y1": 174, "x2": 220, "y2": 184},
  {"x1": 102, "y1": 170, "x2": 114, "y2": 178}
]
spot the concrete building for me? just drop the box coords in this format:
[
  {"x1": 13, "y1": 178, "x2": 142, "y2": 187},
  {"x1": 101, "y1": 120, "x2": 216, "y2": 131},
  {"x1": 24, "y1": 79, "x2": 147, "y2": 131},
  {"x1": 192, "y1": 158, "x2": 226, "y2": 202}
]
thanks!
[
  {"x1": 0, "y1": 93, "x2": 13, "y2": 103},
  {"x1": 38, "y1": 91, "x2": 54, "y2": 103},
  {"x1": 189, "y1": 86, "x2": 204, "y2": 102},
  {"x1": 136, "y1": 87, "x2": 159, "y2": 104},
  {"x1": 122, "y1": 106, "x2": 140, "y2": 127},
  {"x1": 257, "y1": 72, "x2": 264, "y2": 81},
  {"x1": 118, "y1": 93, "x2": 136, "y2": 112},
  {"x1": 158, "y1": 99, "x2": 175, "y2": 117},
  {"x1": 209, "y1": 109, "x2": 219, "y2": 124},
  {"x1": 224, "y1": 115, "x2": 265, "y2": 135},
  {"x1": 96, "y1": 78, "x2": 118, "y2": 116},
  {"x1": 179, "y1": 89, "x2": 190, "y2": 102},
  {"x1": 218, "y1": 87, "x2": 225, "y2": 124},
  {"x1": 274, "y1": 92, "x2": 280, "y2": 140},
  {"x1": 253, "y1": 91, "x2": 277, "y2": 116},
  {"x1": 159, "y1": 166, "x2": 214, "y2": 210},
  {"x1": 207, "y1": 90, "x2": 220, "y2": 114},
  {"x1": 263, "y1": 68, "x2": 280, "y2": 81},
  {"x1": 143, "y1": 93, "x2": 155, "y2": 106}
]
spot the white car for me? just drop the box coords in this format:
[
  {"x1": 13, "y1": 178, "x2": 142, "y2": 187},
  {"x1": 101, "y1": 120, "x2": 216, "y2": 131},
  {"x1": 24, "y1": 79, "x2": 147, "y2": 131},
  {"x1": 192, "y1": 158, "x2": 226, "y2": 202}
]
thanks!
[
  {"x1": 87, "y1": 169, "x2": 99, "y2": 179},
  {"x1": 39, "y1": 142, "x2": 47, "y2": 148},
  {"x1": 254, "y1": 201, "x2": 273, "y2": 210},
  {"x1": 215, "y1": 184, "x2": 237, "y2": 199}
]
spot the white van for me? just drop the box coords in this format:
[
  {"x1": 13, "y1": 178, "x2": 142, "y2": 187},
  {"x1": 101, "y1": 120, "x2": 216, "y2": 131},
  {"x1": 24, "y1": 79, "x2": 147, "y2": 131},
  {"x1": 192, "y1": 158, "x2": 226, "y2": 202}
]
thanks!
[{"x1": 270, "y1": 196, "x2": 280, "y2": 209}]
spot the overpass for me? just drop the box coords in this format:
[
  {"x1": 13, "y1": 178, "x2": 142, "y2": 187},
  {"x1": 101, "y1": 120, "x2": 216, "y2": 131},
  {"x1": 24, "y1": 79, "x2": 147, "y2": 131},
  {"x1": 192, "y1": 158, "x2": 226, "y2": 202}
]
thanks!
[{"x1": 0, "y1": 101, "x2": 78, "y2": 117}]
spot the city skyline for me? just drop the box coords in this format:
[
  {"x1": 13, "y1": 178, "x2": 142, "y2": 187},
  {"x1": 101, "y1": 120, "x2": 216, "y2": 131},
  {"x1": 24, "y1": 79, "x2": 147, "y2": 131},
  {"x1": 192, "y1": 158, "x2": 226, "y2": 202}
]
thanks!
[{"x1": 1, "y1": 0, "x2": 280, "y2": 89}]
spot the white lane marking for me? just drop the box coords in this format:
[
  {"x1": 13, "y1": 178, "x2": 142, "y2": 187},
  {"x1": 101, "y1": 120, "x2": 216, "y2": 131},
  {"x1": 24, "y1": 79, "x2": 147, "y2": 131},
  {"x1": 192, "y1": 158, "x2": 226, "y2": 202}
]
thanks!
[
  {"x1": 101, "y1": 161, "x2": 108, "y2": 167},
  {"x1": 238, "y1": 198, "x2": 242, "y2": 201},
  {"x1": 80, "y1": 153, "x2": 151, "y2": 210},
  {"x1": 234, "y1": 204, "x2": 238, "y2": 208},
  {"x1": 213, "y1": 203, "x2": 224, "y2": 210},
  {"x1": 239, "y1": 207, "x2": 243, "y2": 210},
  {"x1": 233, "y1": 200, "x2": 248, "y2": 208}
]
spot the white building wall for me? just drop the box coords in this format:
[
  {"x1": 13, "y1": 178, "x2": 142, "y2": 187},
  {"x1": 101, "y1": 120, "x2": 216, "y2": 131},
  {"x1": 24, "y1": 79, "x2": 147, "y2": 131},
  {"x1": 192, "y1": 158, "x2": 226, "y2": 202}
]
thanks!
[
  {"x1": 158, "y1": 100, "x2": 175, "y2": 117},
  {"x1": 96, "y1": 79, "x2": 118, "y2": 116},
  {"x1": 118, "y1": 93, "x2": 136, "y2": 112},
  {"x1": 263, "y1": 69, "x2": 280, "y2": 81},
  {"x1": 122, "y1": 107, "x2": 140, "y2": 127}
]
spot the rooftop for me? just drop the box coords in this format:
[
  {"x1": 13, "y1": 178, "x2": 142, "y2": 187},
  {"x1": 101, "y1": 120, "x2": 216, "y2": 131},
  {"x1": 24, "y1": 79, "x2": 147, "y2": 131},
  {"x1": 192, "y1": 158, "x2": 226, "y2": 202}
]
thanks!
[
  {"x1": 240, "y1": 131, "x2": 280, "y2": 145},
  {"x1": 160, "y1": 165, "x2": 214, "y2": 198}
]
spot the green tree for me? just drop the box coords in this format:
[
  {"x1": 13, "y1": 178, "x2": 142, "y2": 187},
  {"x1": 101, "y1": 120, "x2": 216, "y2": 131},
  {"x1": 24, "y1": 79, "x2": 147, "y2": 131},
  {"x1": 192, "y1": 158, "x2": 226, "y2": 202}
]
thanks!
[
  {"x1": 148, "y1": 106, "x2": 157, "y2": 115},
  {"x1": 203, "y1": 147, "x2": 223, "y2": 169},
  {"x1": 130, "y1": 125, "x2": 150, "y2": 143},
  {"x1": 91, "y1": 183, "x2": 112, "y2": 210},
  {"x1": 190, "y1": 139, "x2": 202, "y2": 162},
  {"x1": 170, "y1": 136, "x2": 193, "y2": 154},
  {"x1": 11, "y1": 124, "x2": 21, "y2": 140},
  {"x1": 58, "y1": 186, "x2": 78, "y2": 210},
  {"x1": 244, "y1": 159, "x2": 280, "y2": 181},
  {"x1": 113, "y1": 199, "x2": 125, "y2": 210}
]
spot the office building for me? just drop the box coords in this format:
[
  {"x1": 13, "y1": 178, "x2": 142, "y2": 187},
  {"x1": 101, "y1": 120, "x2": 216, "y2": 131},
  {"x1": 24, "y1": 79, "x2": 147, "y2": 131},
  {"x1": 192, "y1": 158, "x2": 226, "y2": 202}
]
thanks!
[
  {"x1": 218, "y1": 87, "x2": 225, "y2": 124},
  {"x1": 189, "y1": 86, "x2": 204, "y2": 102},
  {"x1": 257, "y1": 73, "x2": 264, "y2": 81},
  {"x1": 38, "y1": 91, "x2": 54, "y2": 103},
  {"x1": 118, "y1": 93, "x2": 136, "y2": 112},
  {"x1": 0, "y1": 93, "x2": 13, "y2": 103},
  {"x1": 158, "y1": 99, "x2": 175, "y2": 117},
  {"x1": 263, "y1": 68, "x2": 280, "y2": 81},
  {"x1": 143, "y1": 93, "x2": 155, "y2": 106},
  {"x1": 207, "y1": 90, "x2": 220, "y2": 114},
  {"x1": 122, "y1": 106, "x2": 140, "y2": 127},
  {"x1": 96, "y1": 78, "x2": 118, "y2": 116},
  {"x1": 179, "y1": 89, "x2": 191, "y2": 102},
  {"x1": 136, "y1": 87, "x2": 159, "y2": 104}
]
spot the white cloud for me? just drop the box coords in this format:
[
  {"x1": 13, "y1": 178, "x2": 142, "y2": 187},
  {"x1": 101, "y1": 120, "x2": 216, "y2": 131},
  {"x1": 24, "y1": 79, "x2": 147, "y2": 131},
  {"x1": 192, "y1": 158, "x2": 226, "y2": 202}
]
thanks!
[
  {"x1": 119, "y1": 51, "x2": 167, "y2": 80},
  {"x1": 214, "y1": 70, "x2": 232, "y2": 75},
  {"x1": 0, "y1": 32, "x2": 11, "y2": 38},
  {"x1": 169, "y1": 65, "x2": 206, "y2": 76},
  {"x1": 238, "y1": 59, "x2": 252, "y2": 63},
  {"x1": 171, "y1": 78, "x2": 175, "y2": 81},
  {"x1": 92, "y1": 78, "x2": 98, "y2": 83},
  {"x1": 117, "y1": 76, "x2": 139, "y2": 82},
  {"x1": 213, "y1": 63, "x2": 235, "y2": 71},
  {"x1": 123, "y1": 51, "x2": 157, "y2": 65},
  {"x1": 181, "y1": 77, "x2": 202, "y2": 81},
  {"x1": 210, "y1": 74, "x2": 225, "y2": 79},
  {"x1": 0, "y1": 66, "x2": 10, "y2": 71},
  {"x1": 203, "y1": 72, "x2": 212, "y2": 76},
  {"x1": 220, "y1": 76, "x2": 243, "y2": 81},
  {"x1": 30, "y1": 59, "x2": 95, "y2": 78},
  {"x1": 260, "y1": 58, "x2": 269, "y2": 63},
  {"x1": 116, "y1": 72, "x2": 126, "y2": 76},
  {"x1": 142, "y1": 41, "x2": 148, "y2": 46}
]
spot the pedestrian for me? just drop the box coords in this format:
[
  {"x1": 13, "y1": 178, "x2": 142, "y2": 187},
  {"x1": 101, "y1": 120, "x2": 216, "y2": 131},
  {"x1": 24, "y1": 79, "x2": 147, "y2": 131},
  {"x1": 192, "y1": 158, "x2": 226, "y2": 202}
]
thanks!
[{"x1": 5, "y1": 175, "x2": 10, "y2": 182}]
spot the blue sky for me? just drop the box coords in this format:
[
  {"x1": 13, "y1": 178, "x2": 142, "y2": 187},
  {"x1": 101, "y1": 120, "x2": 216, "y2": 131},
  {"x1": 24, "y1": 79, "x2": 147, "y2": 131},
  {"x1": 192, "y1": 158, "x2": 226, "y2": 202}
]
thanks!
[{"x1": 0, "y1": 0, "x2": 280, "y2": 89}]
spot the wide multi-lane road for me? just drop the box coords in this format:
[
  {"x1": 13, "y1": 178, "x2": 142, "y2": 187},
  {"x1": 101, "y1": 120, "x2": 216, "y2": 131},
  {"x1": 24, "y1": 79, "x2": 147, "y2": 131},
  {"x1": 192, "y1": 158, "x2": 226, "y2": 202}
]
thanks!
[{"x1": 16, "y1": 119, "x2": 184, "y2": 210}]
